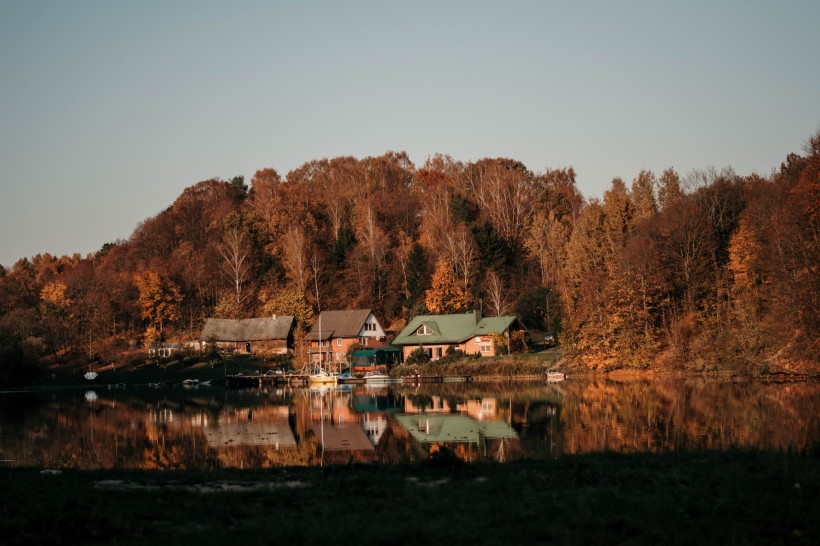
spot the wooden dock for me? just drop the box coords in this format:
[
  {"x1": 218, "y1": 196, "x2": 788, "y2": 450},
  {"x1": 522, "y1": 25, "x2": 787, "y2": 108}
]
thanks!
[
  {"x1": 225, "y1": 374, "x2": 310, "y2": 388},
  {"x1": 226, "y1": 374, "x2": 473, "y2": 388},
  {"x1": 403, "y1": 375, "x2": 473, "y2": 384}
]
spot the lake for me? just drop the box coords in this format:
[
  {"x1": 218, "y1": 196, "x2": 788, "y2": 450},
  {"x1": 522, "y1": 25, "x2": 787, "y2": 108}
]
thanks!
[{"x1": 1, "y1": 378, "x2": 817, "y2": 469}]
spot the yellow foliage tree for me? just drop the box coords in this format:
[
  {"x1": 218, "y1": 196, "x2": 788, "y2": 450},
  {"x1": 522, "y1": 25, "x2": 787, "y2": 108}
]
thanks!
[
  {"x1": 40, "y1": 281, "x2": 72, "y2": 318},
  {"x1": 425, "y1": 257, "x2": 471, "y2": 314},
  {"x1": 134, "y1": 271, "x2": 182, "y2": 338},
  {"x1": 258, "y1": 284, "x2": 315, "y2": 329}
]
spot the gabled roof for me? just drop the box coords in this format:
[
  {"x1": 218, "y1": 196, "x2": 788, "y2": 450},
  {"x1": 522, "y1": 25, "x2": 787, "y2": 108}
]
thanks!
[
  {"x1": 391, "y1": 311, "x2": 523, "y2": 346},
  {"x1": 307, "y1": 309, "x2": 375, "y2": 341},
  {"x1": 200, "y1": 316, "x2": 295, "y2": 341}
]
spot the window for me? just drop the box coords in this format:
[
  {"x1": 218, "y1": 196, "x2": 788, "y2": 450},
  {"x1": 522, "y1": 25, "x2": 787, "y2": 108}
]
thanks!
[
  {"x1": 416, "y1": 324, "x2": 433, "y2": 336},
  {"x1": 336, "y1": 338, "x2": 342, "y2": 347},
  {"x1": 435, "y1": 347, "x2": 442, "y2": 359},
  {"x1": 479, "y1": 343, "x2": 491, "y2": 353}
]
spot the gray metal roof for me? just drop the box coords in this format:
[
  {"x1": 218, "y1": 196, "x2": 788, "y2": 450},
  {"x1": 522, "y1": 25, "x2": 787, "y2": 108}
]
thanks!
[
  {"x1": 307, "y1": 309, "x2": 375, "y2": 340},
  {"x1": 200, "y1": 316, "x2": 295, "y2": 341}
]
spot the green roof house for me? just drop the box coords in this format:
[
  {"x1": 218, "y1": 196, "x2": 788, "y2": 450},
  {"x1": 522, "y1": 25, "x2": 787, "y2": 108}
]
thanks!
[{"x1": 391, "y1": 310, "x2": 525, "y2": 361}]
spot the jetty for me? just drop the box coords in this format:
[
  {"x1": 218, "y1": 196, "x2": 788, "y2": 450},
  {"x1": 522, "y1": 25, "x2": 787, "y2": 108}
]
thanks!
[
  {"x1": 225, "y1": 373, "x2": 310, "y2": 388},
  {"x1": 225, "y1": 373, "x2": 474, "y2": 388}
]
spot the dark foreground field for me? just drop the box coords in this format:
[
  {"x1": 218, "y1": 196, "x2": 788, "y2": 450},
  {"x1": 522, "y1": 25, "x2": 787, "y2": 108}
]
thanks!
[{"x1": 1, "y1": 450, "x2": 817, "y2": 545}]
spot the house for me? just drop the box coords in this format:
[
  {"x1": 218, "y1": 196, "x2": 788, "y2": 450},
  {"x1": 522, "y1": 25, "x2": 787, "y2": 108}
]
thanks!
[
  {"x1": 391, "y1": 310, "x2": 526, "y2": 361},
  {"x1": 306, "y1": 309, "x2": 387, "y2": 365},
  {"x1": 200, "y1": 315, "x2": 295, "y2": 355}
]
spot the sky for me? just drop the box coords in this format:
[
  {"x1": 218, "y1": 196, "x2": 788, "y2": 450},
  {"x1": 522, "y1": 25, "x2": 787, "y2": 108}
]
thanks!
[{"x1": 1, "y1": 1, "x2": 818, "y2": 267}]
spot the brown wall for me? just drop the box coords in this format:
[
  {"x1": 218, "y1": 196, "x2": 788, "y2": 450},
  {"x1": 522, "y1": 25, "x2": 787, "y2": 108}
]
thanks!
[
  {"x1": 311, "y1": 336, "x2": 387, "y2": 363},
  {"x1": 400, "y1": 335, "x2": 497, "y2": 361},
  {"x1": 212, "y1": 340, "x2": 289, "y2": 356}
]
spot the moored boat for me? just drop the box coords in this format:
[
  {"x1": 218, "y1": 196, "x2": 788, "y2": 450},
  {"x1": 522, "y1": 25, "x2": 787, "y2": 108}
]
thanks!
[
  {"x1": 546, "y1": 369, "x2": 565, "y2": 383},
  {"x1": 309, "y1": 370, "x2": 338, "y2": 384},
  {"x1": 363, "y1": 371, "x2": 391, "y2": 383}
]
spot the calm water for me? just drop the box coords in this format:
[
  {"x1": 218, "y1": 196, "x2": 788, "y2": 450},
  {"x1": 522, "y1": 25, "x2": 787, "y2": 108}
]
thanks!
[{"x1": 1, "y1": 379, "x2": 817, "y2": 469}]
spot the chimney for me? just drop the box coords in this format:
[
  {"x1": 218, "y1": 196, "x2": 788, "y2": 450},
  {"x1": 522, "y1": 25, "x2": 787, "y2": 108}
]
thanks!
[{"x1": 473, "y1": 309, "x2": 482, "y2": 324}]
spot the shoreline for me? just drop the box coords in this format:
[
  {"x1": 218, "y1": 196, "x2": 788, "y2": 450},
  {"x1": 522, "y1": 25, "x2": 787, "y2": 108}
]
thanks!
[
  {"x1": 2, "y1": 450, "x2": 817, "y2": 544},
  {"x1": 3, "y1": 351, "x2": 817, "y2": 391}
]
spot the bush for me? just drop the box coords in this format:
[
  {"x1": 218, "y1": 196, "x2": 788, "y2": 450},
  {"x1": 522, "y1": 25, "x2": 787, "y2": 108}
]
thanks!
[{"x1": 405, "y1": 347, "x2": 431, "y2": 366}]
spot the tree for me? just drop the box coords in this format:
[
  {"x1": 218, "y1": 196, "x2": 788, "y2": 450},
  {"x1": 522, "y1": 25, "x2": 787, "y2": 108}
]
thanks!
[
  {"x1": 524, "y1": 210, "x2": 568, "y2": 287},
  {"x1": 472, "y1": 221, "x2": 514, "y2": 273},
  {"x1": 537, "y1": 167, "x2": 584, "y2": 224},
  {"x1": 40, "y1": 281, "x2": 71, "y2": 319},
  {"x1": 509, "y1": 330, "x2": 527, "y2": 354},
  {"x1": 442, "y1": 225, "x2": 478, "y2": 292},
  {"x1": 631, "y1": 170, "x2": 658, "y2": 221},
  {"x1": 462, "y1": 158, "x2": 535, "y2": 246},
  {"x1": 425, "y1": 258, "x2": 471, "y2": 314},
  {"x1": 281, "y1": 225, "x2": 309, "y2": 294},
  {"x1": 259, "y1": 284, "x2": 315, "y2": 329},
  {"x1": 484, "y1": 271, "x2": 511, "y2": 317},
  {"x1": 658, "y1": 168, "x2": 684, "y2": 211},
  {"x1": 218, "y1": 213, "x2": 253, "y2": 313},
  {"x1": 134, "y1": 271, "x2": 182, "y2": 338},
  {"x1": 357, "y1": 202, "x2": 388, "y2": 304},
  {"x1": 403, "y1": 242, "x2": 428, "y2": 311}
]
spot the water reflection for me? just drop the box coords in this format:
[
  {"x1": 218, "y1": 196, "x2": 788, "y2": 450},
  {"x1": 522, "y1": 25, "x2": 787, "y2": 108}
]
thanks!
[{"x1": 0, "y1": 379, "x2": 817, "y2": 470}]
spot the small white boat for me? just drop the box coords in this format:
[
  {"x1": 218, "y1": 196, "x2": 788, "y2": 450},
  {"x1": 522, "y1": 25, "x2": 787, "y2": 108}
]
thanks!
[
  {"x1": 309, "y1": 370, "x2": 338, "y2": 384},
  {"x1": 84, "y1": 371, "x2": 98, "y2": 381},
  {"x1": 363, "y1": 371, "x2": 391, "y2": 383},
  {"x1": 547, "y1": 370, "x2": 565, "y2": 383}
]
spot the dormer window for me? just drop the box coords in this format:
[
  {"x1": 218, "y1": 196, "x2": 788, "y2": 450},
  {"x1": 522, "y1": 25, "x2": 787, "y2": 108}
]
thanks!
[{"x1": 416, "y1": 324, "x2": 433, "y2": 336}]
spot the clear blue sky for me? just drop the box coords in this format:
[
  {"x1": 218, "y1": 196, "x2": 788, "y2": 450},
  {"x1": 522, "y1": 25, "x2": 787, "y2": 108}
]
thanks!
[{"x1": 1, "y1": 1, "x2": 818, "y2": 267}]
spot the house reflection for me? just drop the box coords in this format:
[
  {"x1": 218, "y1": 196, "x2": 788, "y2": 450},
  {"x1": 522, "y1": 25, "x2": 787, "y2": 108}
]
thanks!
[
  {"x1": 394, "y1": 413, "x2": 521, "y2": 462},
  {"x1": 204, "y1": 406, "x2": 295, "y2": 450},
  {"x1": 456, "y1": 398, "x2": 498, "y2": 421},
  {"x1": 352, "y1": 387, "x2": 403, "y2": 446}
]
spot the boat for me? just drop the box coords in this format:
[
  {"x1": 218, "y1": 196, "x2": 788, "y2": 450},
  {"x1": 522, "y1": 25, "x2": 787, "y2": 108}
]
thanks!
[
  {"x1": 363, "y1": 371, "x2": 391, "y2": 383},
  {"x1": 84, "y1": 371, "x2": 98, "y2": 381},
  {"x1": 546, "y1": 369, "x2": 565, "y2": 383},
  {"x1": 308, "y1": 369, "x2": 338, "y2": 384}
]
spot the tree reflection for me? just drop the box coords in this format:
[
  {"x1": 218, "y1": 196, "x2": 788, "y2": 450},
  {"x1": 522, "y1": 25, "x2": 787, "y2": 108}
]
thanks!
[{"x1": 0, "y1": 380, "x2": 816, "y2": 469}]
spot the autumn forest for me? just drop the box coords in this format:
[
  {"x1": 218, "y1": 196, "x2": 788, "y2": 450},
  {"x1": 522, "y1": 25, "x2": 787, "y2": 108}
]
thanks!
[{"x1": 1, "y1": 133, "x2": 818, "y2": 382}]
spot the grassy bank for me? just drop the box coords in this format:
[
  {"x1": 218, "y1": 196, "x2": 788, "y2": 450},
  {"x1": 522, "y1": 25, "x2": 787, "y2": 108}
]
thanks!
[
  {"x1": 391, "y1": 349, "x2": 563, "y2": 378},
  {"x1": 1, "y1": 450, "x2": 816, "y2": 545}
]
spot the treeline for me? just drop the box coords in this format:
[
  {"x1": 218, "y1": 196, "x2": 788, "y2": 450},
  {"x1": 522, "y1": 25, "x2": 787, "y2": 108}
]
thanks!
[{"x1": 1, "y1": 135, "x2": 818, "y2": 379}]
